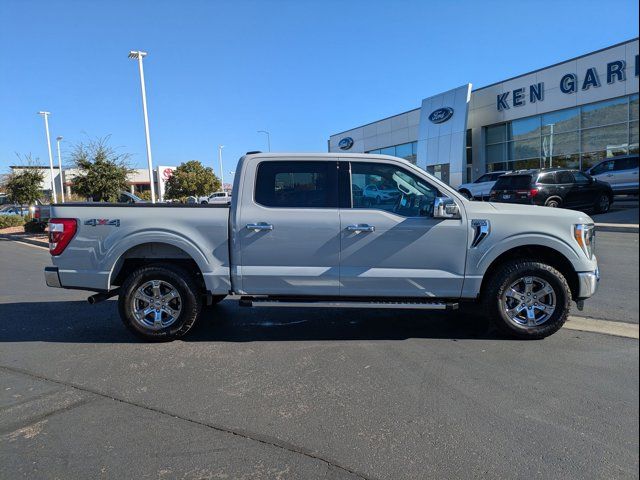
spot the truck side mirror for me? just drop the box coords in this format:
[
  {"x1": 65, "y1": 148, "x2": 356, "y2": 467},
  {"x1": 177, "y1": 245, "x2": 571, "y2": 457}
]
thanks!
[{"x1": 433, "y1": 197, "x2": 461, "y2": 219}]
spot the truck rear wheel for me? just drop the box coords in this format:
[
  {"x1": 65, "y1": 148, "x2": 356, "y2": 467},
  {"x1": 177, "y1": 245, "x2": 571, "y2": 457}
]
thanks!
[
  {"x1": 118, "y1": 264, "x2": 202, "y2": 341},
  {"x1": 483, "y1": 260, "x2": 571, "y2": 339}
]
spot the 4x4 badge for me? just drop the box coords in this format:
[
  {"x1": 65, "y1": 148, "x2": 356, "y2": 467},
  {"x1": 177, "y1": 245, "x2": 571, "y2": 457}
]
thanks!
[{"x1": 84, "y1": 219, "x2": 120, "y2": 227}]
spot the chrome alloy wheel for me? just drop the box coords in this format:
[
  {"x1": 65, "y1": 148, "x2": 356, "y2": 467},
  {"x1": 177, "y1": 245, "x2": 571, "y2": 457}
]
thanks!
[
  {"x1": 131, "y1": 280, "x2": 182, "y2": 330},
  {"x1": 501, "y1": 276, "x2": 556, "y2": 327}
]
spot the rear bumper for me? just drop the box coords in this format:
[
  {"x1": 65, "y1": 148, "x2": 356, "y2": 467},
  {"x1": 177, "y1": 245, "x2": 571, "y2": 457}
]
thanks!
[
  {"x1": 44, "y1": 266, "x2": 62, "y2": 288},
  {"x1": 577, "y1": 267, "x2": 599, "y2": 299}
]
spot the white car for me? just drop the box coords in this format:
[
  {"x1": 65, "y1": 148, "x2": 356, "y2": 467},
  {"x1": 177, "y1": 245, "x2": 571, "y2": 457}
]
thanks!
[
  {"x1": 201, "y1": 191, "x2": 232, "y2": 204},
  {"x1": 362, "y1": 184, "x2": 400, "y2": 204},
  {"x1": 457, "y1": 171, "x2": 508, "y2": 200}
]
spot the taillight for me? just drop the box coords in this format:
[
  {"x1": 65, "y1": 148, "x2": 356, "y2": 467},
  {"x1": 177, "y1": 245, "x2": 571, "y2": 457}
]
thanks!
[
  {"x1": 49, "y1": 218, "x2": 77, "y2": 256},
  {"x1": 530, "y1": 188, "x2": 539, "y2": 197},
  {"x1": 34, "y1": 206, "x2": 41, "y2": 219}
]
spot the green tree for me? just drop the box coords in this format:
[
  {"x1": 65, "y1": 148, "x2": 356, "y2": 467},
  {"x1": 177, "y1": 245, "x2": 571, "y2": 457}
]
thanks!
[
  {"x1": 5, "y1": 155, "x2": 45, "y2": 210},
  {"x1": 164, "y1": 160, "x2": 220, "y2": 201},
  {"x1": 71, "y1": 137, "x2": 133, "y2": 202}
]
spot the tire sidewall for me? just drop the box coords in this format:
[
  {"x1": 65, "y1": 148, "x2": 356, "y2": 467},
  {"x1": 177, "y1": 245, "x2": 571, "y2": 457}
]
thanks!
[
  {"x1": 596, "y1": 194, "x2": 610, "y2": 213},
  {"x1": 119, "y1": 266, "x2": 201, "y2": 341},
  {"x1": 489, "y1": 261, "x2": 571, "y2": 339}
]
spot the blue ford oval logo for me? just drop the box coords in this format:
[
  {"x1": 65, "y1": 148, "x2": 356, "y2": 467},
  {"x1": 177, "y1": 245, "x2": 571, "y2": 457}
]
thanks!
[
  {"x1": 338, "y1": 137, "x2": 354, "y2": 150},
  {"x1": 428, "y1": 107, "x2": 454, "y2": 124}
]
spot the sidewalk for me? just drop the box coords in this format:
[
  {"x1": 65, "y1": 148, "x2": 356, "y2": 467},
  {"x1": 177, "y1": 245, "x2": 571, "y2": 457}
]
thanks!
[{"x1": 593, "y1": 197, "x2": 639, "y2": 233}]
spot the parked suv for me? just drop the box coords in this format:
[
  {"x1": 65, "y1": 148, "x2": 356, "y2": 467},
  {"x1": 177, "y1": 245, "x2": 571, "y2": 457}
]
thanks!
[
  {"x1": 585, "y1": 155, "x2": 639, "y2": 195},
  {"x1": 489, "y1": 169, "x2": 613, "y2": 213},
  {"x1": 457, "y1": 171, "x2": 508, "y2": 200}
]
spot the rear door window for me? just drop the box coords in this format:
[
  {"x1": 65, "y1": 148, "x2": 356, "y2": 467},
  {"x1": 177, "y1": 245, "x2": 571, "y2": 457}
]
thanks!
[
  {"x1": 493, "y1": 175, "x2": 532, "y2": 190},
  {"x1": 537, "y1": 173, "x2": 557, "y2": 184},
  {"x1": 255, "y1": 161, "x2": 337, "y2": 208},
  {"x1": 615, "y1": 157, "x2": 639, "y2": 171},
  {"x1": 556, "y1": 171, "x2": 575, "y2": 184}
]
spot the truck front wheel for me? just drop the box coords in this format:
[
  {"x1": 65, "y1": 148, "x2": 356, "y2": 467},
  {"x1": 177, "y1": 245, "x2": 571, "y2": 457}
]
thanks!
[
  {"x1": 118, "y1": 264, "x2": 202, "y2": 341},
  {"x1": 483, "y1": 260, "x2": 571, "y2": 339}
]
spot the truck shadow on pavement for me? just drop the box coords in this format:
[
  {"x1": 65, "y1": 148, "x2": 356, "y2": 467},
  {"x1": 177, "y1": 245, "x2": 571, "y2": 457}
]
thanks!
[{"x1": 0, "y1": 299, "x2": 499, "y2": 343}]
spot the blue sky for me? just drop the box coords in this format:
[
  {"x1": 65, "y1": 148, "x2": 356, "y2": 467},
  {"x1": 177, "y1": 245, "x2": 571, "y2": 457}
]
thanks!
[{"x1": 1, "y1": 0, "x2": 638, "y2": 180}]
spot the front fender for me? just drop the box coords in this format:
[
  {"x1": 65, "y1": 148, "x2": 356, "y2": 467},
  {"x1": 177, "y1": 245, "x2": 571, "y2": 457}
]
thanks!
[{"x1": 475, "y1": 232, "x2": 586, "y2": 274}]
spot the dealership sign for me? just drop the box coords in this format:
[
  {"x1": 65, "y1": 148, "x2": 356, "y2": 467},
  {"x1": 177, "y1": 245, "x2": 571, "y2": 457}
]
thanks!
[
  {"x1": 497, "y1": 55, "x2": 639, "y2": 111},
  {"x1": 428, "y1": 107, "x2": 454, "y2": 124},
  {"x1": 338, "y1": 137, "x2": 354, "y2": 150}
]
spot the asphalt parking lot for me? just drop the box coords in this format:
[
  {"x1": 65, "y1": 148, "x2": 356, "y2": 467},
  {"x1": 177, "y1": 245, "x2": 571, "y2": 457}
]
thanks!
[{"x1": 1, "y1": 235, "x2": 638, "y2": 479}]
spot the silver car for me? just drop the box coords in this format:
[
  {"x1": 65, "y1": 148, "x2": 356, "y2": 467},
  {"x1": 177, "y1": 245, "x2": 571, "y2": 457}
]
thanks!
[{"x1": 586, "y1": 156, "x2": 638, "y2": 195}]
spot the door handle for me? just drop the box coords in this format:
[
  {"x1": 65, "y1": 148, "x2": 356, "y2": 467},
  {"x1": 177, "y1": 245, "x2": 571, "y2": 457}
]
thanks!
[
  {"x1": 246, "y1": 223, "x2": 273, "y2": 232},
  {"x1": 346, "y1": 224, "x2": 375, "y2": 233}
]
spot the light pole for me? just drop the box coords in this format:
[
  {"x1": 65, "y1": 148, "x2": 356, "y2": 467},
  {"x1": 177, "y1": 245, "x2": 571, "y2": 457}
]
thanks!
[
  {"x1": 55, "y1": 136, "x2": 65, "y2": 202},
  {"x1": 128, "y1": 50, "x2": 156, "y2": 203},
  {"x1": 218, "y1": 145, "x2": 225, "y2": 190},
  {"x1": 37, "y1": 111, "x2": 57, "y2": 203},
  {"x1": 257, "y1": 130, "x2": 271, "y2": 152}
]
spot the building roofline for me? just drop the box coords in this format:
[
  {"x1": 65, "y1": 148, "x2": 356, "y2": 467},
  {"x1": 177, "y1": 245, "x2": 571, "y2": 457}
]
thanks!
[
  {"x1": 473, "y1": 37, "x2": 639, "y2": 92},
  {"x1": 329, "y1": 37, "x2": 639, "y2": 139},
  {"x1": 329, "y1": 107, "x2": 421, "y2": 138}
]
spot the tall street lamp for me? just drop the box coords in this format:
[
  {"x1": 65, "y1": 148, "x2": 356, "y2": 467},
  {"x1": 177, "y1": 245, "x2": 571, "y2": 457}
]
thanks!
[
  {"x1": 128, "y1": 50, "x2": 156, "y2": 203},
  {"x1": 257, "y1": 130, "x2": 271, "y2": 152},
  {"x1": 218, "y1": 145, "x2": 225, "y2": 189},
  {"x1": 55, "y1": 136, "x2": 65, "y2": 202},
  {"x1": 37, "y1": 111, "x2": 57, "y2": 203}
]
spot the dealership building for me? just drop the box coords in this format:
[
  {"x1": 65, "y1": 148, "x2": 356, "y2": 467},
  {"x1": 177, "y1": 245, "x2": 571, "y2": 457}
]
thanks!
[{"x1": 329, "y1": 38, "x2": 639, "y2": 187}]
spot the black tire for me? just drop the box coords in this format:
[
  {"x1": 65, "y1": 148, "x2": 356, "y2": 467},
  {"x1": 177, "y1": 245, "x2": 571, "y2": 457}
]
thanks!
[
  {"x1": 459, "y1": 190, "x2": 472, "y2": 200},
  {"x1": 482, "y1": 260, "x2": 571, "y2": 339},
  {"x1": 545, "y1": 198, "x2": 561, "y2": 208},
  {"x1": 594, "y1": 193, "x2": 611, "y2": 213},
  {"x1": 375, "y1": 195, "x2": 381, "y2": 204},
  {"x1": 118, "y1": 264, "x2": 202, "y2": 341}
]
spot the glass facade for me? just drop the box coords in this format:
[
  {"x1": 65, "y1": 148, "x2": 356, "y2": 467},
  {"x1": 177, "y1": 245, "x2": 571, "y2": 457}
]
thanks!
[
  {"x1": 367, "y1": 141, "x2": 418, "y2": 164},
  {"x1": 485, "y1": 94, "x2": 639, "y2": 172}
]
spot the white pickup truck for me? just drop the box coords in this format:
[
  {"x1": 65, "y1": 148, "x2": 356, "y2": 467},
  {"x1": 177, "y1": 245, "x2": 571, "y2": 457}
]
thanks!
[{"x1": 44, "y1": 152, "x2": 599, "y2": 341}]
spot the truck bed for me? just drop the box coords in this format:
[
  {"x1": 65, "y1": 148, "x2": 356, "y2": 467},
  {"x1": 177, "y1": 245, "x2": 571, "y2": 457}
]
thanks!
[{"x1": 49, "y1": 203, "x2": 231, "y2": 294}]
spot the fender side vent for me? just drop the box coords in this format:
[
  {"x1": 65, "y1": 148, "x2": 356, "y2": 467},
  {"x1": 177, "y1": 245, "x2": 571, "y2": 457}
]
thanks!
[{"x1": 471, "y1": 219, "x2": 491, "y2": 248}]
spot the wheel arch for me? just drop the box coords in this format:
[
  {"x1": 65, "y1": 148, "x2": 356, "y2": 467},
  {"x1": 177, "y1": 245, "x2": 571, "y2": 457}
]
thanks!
[
  {"x1": 544, "y1": 195, "x2": 563, "y2": 206},
  {"x1": 109, "y1": 241, "x2": 206, "y2": 291},
  {"x1": 479, "y1": 245, "x2": 580, "y2": 300}
]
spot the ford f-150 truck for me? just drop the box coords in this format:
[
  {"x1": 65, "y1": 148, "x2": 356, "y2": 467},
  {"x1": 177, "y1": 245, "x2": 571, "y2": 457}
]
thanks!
[{"x1": 44, "y1": 153, "x2": 599, "y2": 341}]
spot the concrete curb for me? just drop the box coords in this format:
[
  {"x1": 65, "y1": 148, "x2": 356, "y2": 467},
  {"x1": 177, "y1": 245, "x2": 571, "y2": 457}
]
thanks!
[
  {"x1": 0, "y1": 234, "x2": 48, "y2": 249},
  {"x1": 565, "y1": 316, "x2": 639, "y2": 339},
  {"x1": 595, "y1": 223, "x2": 639, "y2": 233}
]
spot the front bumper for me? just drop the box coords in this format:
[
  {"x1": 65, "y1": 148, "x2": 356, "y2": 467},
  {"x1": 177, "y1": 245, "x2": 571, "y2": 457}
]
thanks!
[
  {"x1": 44, "y1": 266, "x2": 62, "y2": 288},
  {"x1": 577, "y1": 267, "x2": 599, "y2": 299}
]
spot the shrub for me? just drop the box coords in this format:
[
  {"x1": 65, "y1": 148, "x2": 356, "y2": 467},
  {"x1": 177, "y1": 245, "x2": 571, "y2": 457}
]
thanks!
[
  {"x1": 24, "y1": 220, "x2": 47, "y2": 234},
  {"x1": 0, "y1": 215, "x2": 26, "y2": 229}
]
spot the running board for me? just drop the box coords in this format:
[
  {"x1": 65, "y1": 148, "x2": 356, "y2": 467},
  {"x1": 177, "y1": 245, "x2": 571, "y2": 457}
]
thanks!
[{"x1": 239, "y1": 297, "x2": 458, "y2": 310}]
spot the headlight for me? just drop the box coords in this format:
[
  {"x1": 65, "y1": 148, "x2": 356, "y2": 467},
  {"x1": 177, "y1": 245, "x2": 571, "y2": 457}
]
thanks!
[{"x1": 574, "y1": 224, "x2": 595, "y2": 259}]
